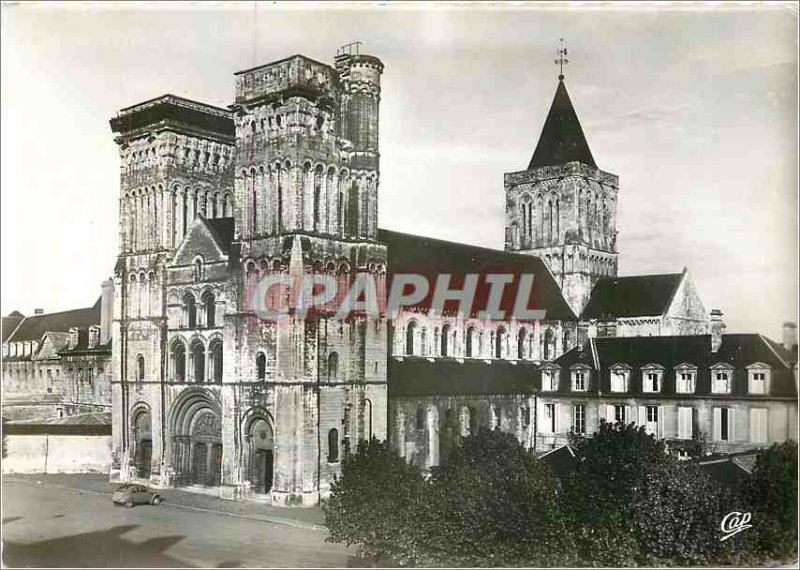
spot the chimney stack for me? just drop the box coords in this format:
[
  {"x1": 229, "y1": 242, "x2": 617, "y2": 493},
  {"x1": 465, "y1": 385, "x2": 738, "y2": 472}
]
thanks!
[
  {"x1": 783, "y1": 321, "x2": 797, "y2": 353},
  {"x1": 34, "y1": 308, "x2": 44, "y2": 315},
  {"x1": 710, "y1": 309, "x2": 725, "y2": 352}
]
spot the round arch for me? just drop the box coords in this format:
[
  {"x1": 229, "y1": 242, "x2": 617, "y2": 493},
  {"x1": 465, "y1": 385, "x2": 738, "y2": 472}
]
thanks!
[
  {"x1": 168, "y1": 388, "x2": 222, "y2": 487},
  {"x1": 240, "y1": 408, "x2": 274, "y2": 494}
]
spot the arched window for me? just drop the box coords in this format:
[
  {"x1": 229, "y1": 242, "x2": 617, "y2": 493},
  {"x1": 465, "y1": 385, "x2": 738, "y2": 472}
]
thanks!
[
  {"x1": 256, "y1": 352, "x2": 267, "y2": 380},
  {"x1": 466, "y1": 326, "x2": 476, "y2": 358},
  {"x1": 518, "y1": 328, "x2": 527, "y2": 359},
  {"x1": 327, "y1": 352, "x2": 339, "y2": 382},
  {"x1": 209, "y1": 339, "x2": 223, "y2": 383},
  {"x1": 543, "y1": 328, "x2": 555, "y2": 361},
  {"x1": 194, "y1": 259, "x2": 203, "y2": 281},
  {"x1": 420, "y1": 328, "x2": 427, "y2": 356},
  {"x1": 495, "y1": 327, "x2": 506, "y2": 359},
  {"x1": 563, "y1": 329, "x2": 572, "y2": 351},
  {"x1": 136, "y1": 354, "x2": 145, "y2": 384},
  {"x1": 191, "y1": 340, "x2": 205, "y2": 383},
  {"x1": 184, "y1": 294, "x2": 197, "y2": 329},
  {"x1": 171, "y1": 341, "x2": 186, "y2": 382},
  {"x1": 256, "y1": 352, "x2": 266, "y2": 380},
  {"x1": 202, "y1": 291, "x2": 215, "y2": 328},
  {"x1": 313, "y1": 166, "x2": 323, "y2": 232},
  {"x1": 441, "y1": 324, "x2": 450, "y2": 357},
  {"x1": 416, "y1": 407, "x2": 426, "y2": 430},
  {"x1": 327, "y1": 428, "x2": 339, "y2": 463},
  {"x1": 405, "y1": 321, "x2": 417, "y2": 355}
]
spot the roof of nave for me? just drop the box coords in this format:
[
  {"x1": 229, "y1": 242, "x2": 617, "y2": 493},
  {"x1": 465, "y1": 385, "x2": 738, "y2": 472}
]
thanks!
[
  {"x1": 2, "y1": 314, "x2": 25, "y2": 343},
  {"x1": 378, "y1": 229, "x2": 576, "y2": 321},
  {"x1": 5, "y1": 298, "x2": 101, "y2": 344},
  {"x1": 205, "y1": 217, "x2": 236, "y2": 253},
  {"x1": 580, "y1": 272, "x2": 684, "y2": 320},
  {"x1": 555, "y1": 333, "x2": 796, "y2": 397},
  {"x1": 388, "y1": 357, "x2": 539, "y2": 397},
  {"x1": 528, "y1": 78, "x2": 597, "y2": 170}
]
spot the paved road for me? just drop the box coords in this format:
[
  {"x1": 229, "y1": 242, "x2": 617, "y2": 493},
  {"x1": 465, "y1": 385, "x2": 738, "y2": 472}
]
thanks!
[{"x1": 1, "y1": 478, "x2": 352, "y2": 568}]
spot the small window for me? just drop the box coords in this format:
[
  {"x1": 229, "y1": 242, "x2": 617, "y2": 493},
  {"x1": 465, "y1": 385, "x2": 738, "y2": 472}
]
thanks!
[
  {"x1": 256, "y1": 352, "x2": 266, "y2": 380},
  {"x1": 749, "y1": 369, "x2": 770, "y2": 395},
  {"x1": 678, "y1": 407, "x2": 693, "y2": 439},
  {"x1": 415, "y1": 407, "x2": 425, "y2": 430},
  {"x1": 573, "y1": 404, "x2": 585, "y2": 434},
  {"x1": 327, "y1": 352, "x2": 339, "y2": 382},
  {"x1": 645, "y1": 406, "x2": 659, "y2": 435},
  {"x1": 542, "y1": 403, "x2": 556, "y2": 434},
  {"x1": 750, "y1": 408, "x2": 767, "y2": 443},
  {"x1": 677, "y1": 371, "x2": 696, "y2": 394},
  {"x1": 490, "y1": 406, "x2": 500, "y2": 430},
  {"x1": 610, "y1": 369, "x2": 629, "y2": 392},
  {"x1": 521, "y1": 406, "x2": 531, "y2": 427},
  {"x1": 714, "y1": 407, "x2": 734, "y2": 442},
  {"x1": 327, "y1": 428, "x2": 339, "y2": 463},
  {"x1": 136, "y1": 355, "x2": 145, "y2": 383},
  {"x1": 572, "y1": 370, "x2": 588, "y2": 392},
  {"x1": 643, "y1": 372, "x2": 661, "y2": 393},
  {"x1": 542, "y1": 370, "x2": 557, "y2": 391},
  {"x1": 712, "y1": 371, "x2": 731, "y2": 394},
  {"x1": 614, "y1": 405, "x2": 626, "y2": 424}
]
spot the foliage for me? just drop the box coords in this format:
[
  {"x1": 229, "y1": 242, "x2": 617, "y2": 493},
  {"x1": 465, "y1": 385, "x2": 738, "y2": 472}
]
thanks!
[
  {"x1": 323, "y1": 437, "x2": 428, "y2": 565},
  {"x1": 629, "y1": 460, "x2": 741, "y2": 566},
  {"x1": 424, "y1": 428, "x2": 576, "y2": 567},
  {"x1": 743, "y1": 441, "x2": 798, "y2": 559}
]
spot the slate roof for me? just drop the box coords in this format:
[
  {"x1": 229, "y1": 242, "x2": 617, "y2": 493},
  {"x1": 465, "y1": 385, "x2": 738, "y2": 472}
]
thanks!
[
  {"x1": 528, "y1": 78, "x2": 597, "y2": 170},
  {"x1": 5, "y1": 299, "x2": 101, "y2": 343},
  {"x1": 379, "y1": 229, "x2": 576, "y2": 321},
  {"x1": 553, "y1": 334, "x2": 796, "y2": 398},
  {"x1": 204, "y1": 217, "x2": 235, "y2": 254},
  {"x1": 2, "y1": 314, "x2": 24, "y2": 342},
  {"x1": 581, "y1": 272, "x2": 684, "y2": 320},
  {"x1": 388, "y1": 357, "x2": 538, "y2": 397}
]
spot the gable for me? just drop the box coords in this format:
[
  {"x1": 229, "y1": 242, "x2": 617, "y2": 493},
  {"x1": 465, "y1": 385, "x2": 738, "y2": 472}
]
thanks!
[
  {"x1": 172, "y1": 217, "x2": 229, "y2": 267},
  {"x1": 581, "y1": 273, "x2": 683, "y2": 320},
  {"x1": 666, "y1": 269, "x2": 707, "y2": 322}
]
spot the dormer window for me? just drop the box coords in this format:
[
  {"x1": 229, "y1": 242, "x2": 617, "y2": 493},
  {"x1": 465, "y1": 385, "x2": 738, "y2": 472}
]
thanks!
[
  {"x1": 541, "y1": 366, "x2": 559, "y2": 391},
  {"x1": 571, "y1": 366, "x2": 590, "y2": 392},
  {"x1": 747, "y1": 364, "x2": 771, "y2": 395},
  {"x1": 88, "y1": 326, "x2": 100, "y2": 349},
  {"x1": 609, "y1": 364, "x2": 631, "y2": 392},
  {"x1": 675, "y1": 363, "x2": 697, "y2": 394},
  {"x1": 641, "y1": 364, "x2": 664, "y2": 393},
  {"x1": 711, "y1": 364, "x2": 734, "y2": 394},
  {"x1": 68, "y1": 327, "x2": 79, "y2": 350}
]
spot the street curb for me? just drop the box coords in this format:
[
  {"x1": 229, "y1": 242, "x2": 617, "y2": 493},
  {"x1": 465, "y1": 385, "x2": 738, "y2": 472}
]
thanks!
[{"x1": 3, "y1": 477, "x2": 326, "y2": 532}]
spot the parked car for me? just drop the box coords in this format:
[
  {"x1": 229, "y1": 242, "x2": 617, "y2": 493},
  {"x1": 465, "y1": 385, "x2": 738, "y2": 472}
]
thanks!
[{"x1": 112, "y1": 484, "x2": 162, "y2": 508}]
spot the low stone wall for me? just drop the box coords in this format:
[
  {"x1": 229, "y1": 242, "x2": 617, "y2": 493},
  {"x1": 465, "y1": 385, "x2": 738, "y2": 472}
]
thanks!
[{"x1": 3, "y1": 434, "x2": 111, "y2": 474}]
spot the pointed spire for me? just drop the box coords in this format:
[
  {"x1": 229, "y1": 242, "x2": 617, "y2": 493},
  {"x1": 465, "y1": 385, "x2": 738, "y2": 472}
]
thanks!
[{"x1": 528, "y1": 76, "x2": 597, "y2": 170}]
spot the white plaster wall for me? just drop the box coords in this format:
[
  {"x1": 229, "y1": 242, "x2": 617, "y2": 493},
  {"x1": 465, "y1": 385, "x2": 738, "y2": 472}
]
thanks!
[{"x1": 3, "y1": 435, "x2": 111, "y2": 474}]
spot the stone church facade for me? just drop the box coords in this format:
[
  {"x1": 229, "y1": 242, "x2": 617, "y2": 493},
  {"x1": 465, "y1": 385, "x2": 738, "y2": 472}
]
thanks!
[{"x1": 106, "y1": 47, "x2": 796, "y2": 505}]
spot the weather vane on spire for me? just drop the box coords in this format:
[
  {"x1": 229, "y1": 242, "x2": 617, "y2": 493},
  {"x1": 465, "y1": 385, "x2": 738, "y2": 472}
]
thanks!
[{"x1": 555, "y1": 38, "x2": 569, "y2": 80}]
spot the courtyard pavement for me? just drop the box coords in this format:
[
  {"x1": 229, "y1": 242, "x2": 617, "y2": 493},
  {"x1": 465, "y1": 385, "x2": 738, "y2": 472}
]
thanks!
[{"x1": 1, "y1": 474, "x2": 351, "y2": 567}]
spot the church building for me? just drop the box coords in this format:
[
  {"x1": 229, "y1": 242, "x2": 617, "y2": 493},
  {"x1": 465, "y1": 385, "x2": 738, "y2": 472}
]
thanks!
[{"x1": 105, "y1": 46, "x2": 796, "y2": 505}]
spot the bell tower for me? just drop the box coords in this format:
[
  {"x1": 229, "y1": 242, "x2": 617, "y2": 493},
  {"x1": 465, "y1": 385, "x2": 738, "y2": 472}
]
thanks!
[
  {"x1": 229, "y1": 47, "x2": 388, "y2": 505},
  {"x1": 504, "y1": 45, "x2": 619, "y2": 317}
]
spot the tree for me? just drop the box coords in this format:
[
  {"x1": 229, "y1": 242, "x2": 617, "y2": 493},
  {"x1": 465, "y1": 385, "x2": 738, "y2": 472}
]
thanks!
[
  {"x1": 323, "y1": 437, "x2": 428, "y2": 566},
  {"x1": 563, "y1": 421, "x2": 671, "y2": 566},
  {"x1": 630, "y1": 460, "x2": 741, "y2": 565},
  {"x1": 425, "y1": 428, "x2": 576, "y2": 567},
  {"x1": 743, "y1": 441, "x2": 798, "y2": 559}
]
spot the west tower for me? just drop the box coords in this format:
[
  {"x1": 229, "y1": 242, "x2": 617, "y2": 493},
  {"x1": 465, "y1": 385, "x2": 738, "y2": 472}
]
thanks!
[
  {"x1": 228, "y1": 49, "x2": 388, "y2": 504},
  {"x1": 505, "y1": 75, "x2": 619, "y2": 316},
  {"x1": 108, "y1": 96, "x2": 235, "y2": 482}
]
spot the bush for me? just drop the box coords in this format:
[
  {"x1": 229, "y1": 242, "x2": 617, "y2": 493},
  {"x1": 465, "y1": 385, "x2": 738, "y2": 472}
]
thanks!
[
  {"x1": 323, "y1": 437, "x2": 428, "y2": 565},
  {"x1": 744, "y1": 441, "x2": 798, "y2": 559},
  {"x1": 425, "y1": 428, "x2": 576, "y2": 567}
]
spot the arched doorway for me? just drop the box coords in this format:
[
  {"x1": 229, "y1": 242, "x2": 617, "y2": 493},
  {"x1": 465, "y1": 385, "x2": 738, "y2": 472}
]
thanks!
[
  {"x1": 169, "y1": 389, "x2": 223, "y2": 487},
  {"x1": 132, "y1": 407, "x2": 152, "y2": 479},
  {"x1": 243, "y1": 413, "x2": 274, "y2": 494}
]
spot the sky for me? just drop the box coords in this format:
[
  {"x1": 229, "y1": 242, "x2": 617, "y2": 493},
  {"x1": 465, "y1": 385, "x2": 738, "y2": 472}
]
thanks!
[{"x1": 1, "y1": 2, "x2": 797, "y2": 340}]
